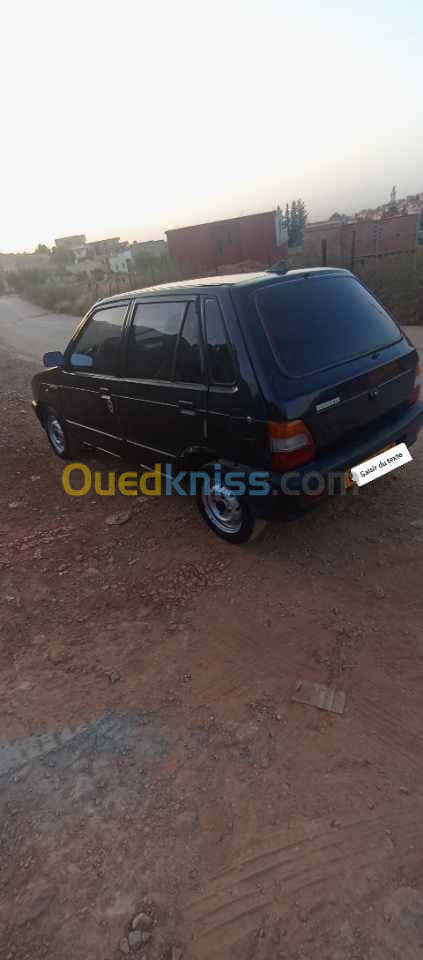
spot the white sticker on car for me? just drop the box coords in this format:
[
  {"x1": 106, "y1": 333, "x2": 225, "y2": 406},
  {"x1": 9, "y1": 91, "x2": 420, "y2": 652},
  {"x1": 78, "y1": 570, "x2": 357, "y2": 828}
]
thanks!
[{"x1": 350, "y1": 442, "x2": 412, "y2": 487}]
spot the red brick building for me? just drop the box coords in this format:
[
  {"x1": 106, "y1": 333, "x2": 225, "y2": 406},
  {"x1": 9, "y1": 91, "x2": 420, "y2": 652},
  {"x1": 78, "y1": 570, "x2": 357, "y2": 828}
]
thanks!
[
  {"x1": 166, "y1": 210, "x2": 288, "y2": 275},
  {"x1": 303, "y1": 213, "x2": 419, "y2": 266}
]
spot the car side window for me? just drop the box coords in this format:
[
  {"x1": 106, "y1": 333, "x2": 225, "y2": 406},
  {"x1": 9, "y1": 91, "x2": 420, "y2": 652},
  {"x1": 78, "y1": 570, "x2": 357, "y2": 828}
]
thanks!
[
  {"x1": 173, "y1": 302, "x2": 202, "y2": 383},
  {"x1": 126, "y1": 301, "x2": 186, "y2": 380},
  {"x1": 204, "y1": 298, "x2": 235, "y2": 384},
  {"x1": 69, "y1": 304, "x2": 127, "y2": 375}
]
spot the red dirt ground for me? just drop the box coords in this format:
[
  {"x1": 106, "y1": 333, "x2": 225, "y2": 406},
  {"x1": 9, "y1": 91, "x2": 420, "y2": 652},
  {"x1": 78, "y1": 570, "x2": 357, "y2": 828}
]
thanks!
[{"x1": 1, "y1": 345, "x2": 423, "y2": 960}]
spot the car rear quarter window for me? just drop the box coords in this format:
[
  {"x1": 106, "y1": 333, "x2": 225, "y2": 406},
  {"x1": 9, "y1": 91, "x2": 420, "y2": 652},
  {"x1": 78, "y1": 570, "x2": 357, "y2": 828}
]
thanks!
[
  {"x1": 69, "y1": 304, "x2": 127, "y2": 375},
  {"x1": 174, "y1": 302, "x2": 202, "y2": 383},
  {"x1": 255, "y1": 276, "x2": 401, "y2": 377},
  {"x1": 204, "y1": 298, "x2": 235, "y2": 384},
  {"x1": 126, "y1": 301, "x2": 186, "y2": 380}
]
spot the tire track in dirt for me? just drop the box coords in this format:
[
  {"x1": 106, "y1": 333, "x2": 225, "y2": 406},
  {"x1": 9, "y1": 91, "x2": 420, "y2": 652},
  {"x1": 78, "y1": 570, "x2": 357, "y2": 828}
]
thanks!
[
  {"x1": 357, "y1": 698, "x2": 423, "y2": 778},
  {"x1": 181, "y1": 812, "x2": 407, "y2": 952}
]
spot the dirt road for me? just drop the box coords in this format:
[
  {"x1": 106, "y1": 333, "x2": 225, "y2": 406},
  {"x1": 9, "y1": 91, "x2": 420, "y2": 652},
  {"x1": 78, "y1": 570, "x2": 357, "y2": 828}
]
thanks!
[
  {"x1": 0, "y1": 295, "x2": 80, "y2": 361},
  {"x1": 1, "y1": 313, "x2": 423, "y2": 959}
]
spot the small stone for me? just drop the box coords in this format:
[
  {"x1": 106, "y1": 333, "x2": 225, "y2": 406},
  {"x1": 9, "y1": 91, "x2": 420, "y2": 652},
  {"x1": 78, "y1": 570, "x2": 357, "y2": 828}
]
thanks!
[
  {"x1": 30, "y1": 475, "x2": 41, "y2": 482},
  {"x1": 120, "y1": 938, "x2": 130, "y2": 955},
  {"x1": 375, "y1": 586, "x2": 386, "y2": 599},
  {"x1": 108, "y1": 671, "x2": 121, "y2": 684},
  {"x1": 132, "y1": 912, "x2": 153, "y2": 931},
  {"x1": 399, "y1": 785, "x2": 410, "y2": 794},
  {"x1": 105, "y1": 511, "x2": 131, "y2": 526},
  {"x1": 128, "y1": 930, "x2": 143, "y2": 948}
]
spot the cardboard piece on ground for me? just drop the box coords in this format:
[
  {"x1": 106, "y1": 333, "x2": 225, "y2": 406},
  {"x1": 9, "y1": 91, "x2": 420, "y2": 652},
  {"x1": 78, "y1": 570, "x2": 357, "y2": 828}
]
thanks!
[{"x1": 292, "y1": 680, "x2": 346, "y2": 715}]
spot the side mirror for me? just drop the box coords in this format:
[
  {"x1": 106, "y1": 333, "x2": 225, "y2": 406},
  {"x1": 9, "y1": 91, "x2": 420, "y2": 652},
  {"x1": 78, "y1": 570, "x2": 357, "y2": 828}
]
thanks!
[
  {"x1": 69, "y1": 353, "x2": 94, "y2": 369},
  {"x1": 43, "y1": 351, "x2": 64, "y2": 368}
]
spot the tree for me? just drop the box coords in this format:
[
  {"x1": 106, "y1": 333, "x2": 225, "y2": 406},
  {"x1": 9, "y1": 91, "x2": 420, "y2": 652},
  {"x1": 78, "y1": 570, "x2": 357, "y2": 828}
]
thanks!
[
  {"x1": 284, "y1": 198, "x2": 308, "y2": 246},
  {"x1": 284, "y1": 203, "x2": 290, "y2": 236},
  {"x1": 295, "y1": 198, "x2": 308, "y2": 244},
  {"x1": 35, "y1": 243, "x2": 50, "y2": 255}
]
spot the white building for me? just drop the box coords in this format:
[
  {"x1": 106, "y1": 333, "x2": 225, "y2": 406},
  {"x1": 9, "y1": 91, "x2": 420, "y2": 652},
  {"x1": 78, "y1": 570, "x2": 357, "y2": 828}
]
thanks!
[
  {"x1": 109, "y1": 249, "x2": 134, "y2": 273},
  {"x1": 55, "y1": 234, "x2": 86, "y2": 250}
]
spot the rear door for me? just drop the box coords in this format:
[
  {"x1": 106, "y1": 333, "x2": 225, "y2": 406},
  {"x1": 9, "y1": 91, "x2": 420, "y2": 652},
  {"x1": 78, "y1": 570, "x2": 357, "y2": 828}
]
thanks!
[
  {"x1": 202, "y1": 296, "x2": 239, "y2": 457},
  {"x1": 61, "y1": 302, "x2": 129, "y2": 455},
  {"x1": 202, "y1": 295, "x2": 269, "y2": 464},
  {"x1": 118, "y1": 297, "x2": 207, "y2": 468}
]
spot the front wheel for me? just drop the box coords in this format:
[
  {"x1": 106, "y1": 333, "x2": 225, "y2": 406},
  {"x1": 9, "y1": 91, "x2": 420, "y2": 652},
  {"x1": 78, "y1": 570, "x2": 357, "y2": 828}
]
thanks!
[
  {"x1": 45, "y1": 408, "x2": 73, "y2": 459},
  {"x1": 197, "y1": 469, "x2": 258, "y2": 544}
]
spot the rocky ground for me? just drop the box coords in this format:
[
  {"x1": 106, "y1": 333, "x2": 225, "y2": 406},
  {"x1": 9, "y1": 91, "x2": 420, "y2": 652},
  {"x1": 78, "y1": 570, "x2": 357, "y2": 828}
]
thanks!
[{"x1": 1, "y1": 344, "x2": 423, "y2": 960}]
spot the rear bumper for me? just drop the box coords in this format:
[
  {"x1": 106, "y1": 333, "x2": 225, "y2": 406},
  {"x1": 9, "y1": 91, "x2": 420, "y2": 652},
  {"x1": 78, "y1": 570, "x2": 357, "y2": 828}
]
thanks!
[
  {"x1": 249, "y1": 402, "x2": 423, "y2": 518},
  {"x1": 269, "y1": 401, "x2": 423, "y2": 493}
]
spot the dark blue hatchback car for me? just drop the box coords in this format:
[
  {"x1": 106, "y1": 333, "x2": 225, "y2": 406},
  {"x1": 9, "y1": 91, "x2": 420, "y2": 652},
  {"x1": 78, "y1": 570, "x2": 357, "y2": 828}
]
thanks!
[{"x1": 32, "y1": 268, "x2": 422, "y2": 542}]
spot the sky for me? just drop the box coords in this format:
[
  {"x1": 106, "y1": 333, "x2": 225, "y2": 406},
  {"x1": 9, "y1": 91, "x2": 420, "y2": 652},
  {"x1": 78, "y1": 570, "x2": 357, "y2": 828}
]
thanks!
[{"x1": 1, "y1": 0, "x2": 422, "y2": 252}]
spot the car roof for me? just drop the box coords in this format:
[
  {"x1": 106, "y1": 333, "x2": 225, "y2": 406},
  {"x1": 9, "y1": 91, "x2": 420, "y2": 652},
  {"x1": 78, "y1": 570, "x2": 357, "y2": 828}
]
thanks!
[{"x1": 97, "y1": 268, "x2": 351, "y2": 305}]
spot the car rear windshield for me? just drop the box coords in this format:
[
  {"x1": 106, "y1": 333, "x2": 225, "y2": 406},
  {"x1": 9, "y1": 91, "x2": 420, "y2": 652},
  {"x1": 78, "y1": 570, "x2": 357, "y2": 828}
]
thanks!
[{"x1": 255, "y1": 275, "x2": 401, "y2": 377}]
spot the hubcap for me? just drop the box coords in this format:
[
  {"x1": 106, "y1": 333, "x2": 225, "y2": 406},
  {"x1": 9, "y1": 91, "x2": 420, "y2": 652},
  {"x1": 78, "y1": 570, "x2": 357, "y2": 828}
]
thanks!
[
  {"x1": 48, "y1": 415, "x2": 65, "y2": 455},
  {"x1": 202, "y1": 481, "x2": 242, "y2": 535}
]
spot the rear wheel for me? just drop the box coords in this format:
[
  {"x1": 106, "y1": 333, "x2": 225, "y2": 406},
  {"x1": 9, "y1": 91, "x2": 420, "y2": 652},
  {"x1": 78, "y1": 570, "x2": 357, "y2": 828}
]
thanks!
[{"x1": 197, "y1": 467, "x2": 259, "y2": 544}]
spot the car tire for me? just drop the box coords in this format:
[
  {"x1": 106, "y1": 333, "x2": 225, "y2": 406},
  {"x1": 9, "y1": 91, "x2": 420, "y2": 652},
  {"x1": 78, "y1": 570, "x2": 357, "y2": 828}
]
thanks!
[
  {"x1": 45, "y1": 407, "x2": 74, "y2": 460},
  {"x1": 197, "y1": 465, "x2": 260, "y2": 544}
]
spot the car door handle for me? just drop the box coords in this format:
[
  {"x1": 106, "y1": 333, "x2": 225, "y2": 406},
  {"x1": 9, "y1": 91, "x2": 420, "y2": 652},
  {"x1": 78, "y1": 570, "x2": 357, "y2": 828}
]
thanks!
[
  {"x1": 99, "y1": 390, "x2": 114, "y2": 414},
  {"x1": 178, "y1": 400, "x2": 196, "y2": 416}
]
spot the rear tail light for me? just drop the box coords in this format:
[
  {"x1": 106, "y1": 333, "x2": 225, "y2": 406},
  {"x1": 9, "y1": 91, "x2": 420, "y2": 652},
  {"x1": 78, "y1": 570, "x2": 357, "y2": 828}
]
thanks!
[
  {"x1": 409, "y1": 362, "x2": 421, "y2": 406},
  {"x1": 268, "y1": 419, "x2": 316, "y2": 469}
]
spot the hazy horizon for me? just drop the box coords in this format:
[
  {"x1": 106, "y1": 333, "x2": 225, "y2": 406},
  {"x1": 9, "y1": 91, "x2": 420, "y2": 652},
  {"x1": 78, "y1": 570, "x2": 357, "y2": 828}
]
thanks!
[{"x1": 1, "y1": 0, "x2": 422, "y2": 254}]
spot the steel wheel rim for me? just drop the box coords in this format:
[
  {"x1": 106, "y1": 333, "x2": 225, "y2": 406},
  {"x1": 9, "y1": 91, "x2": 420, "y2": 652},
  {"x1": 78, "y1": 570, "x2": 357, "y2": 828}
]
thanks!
[
  {"x1": 48, "y1": 415, "x2": 65, "y2": 455},
  {"x1": 202, "y1": 481, "x2": 242, "y2": 534}
]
